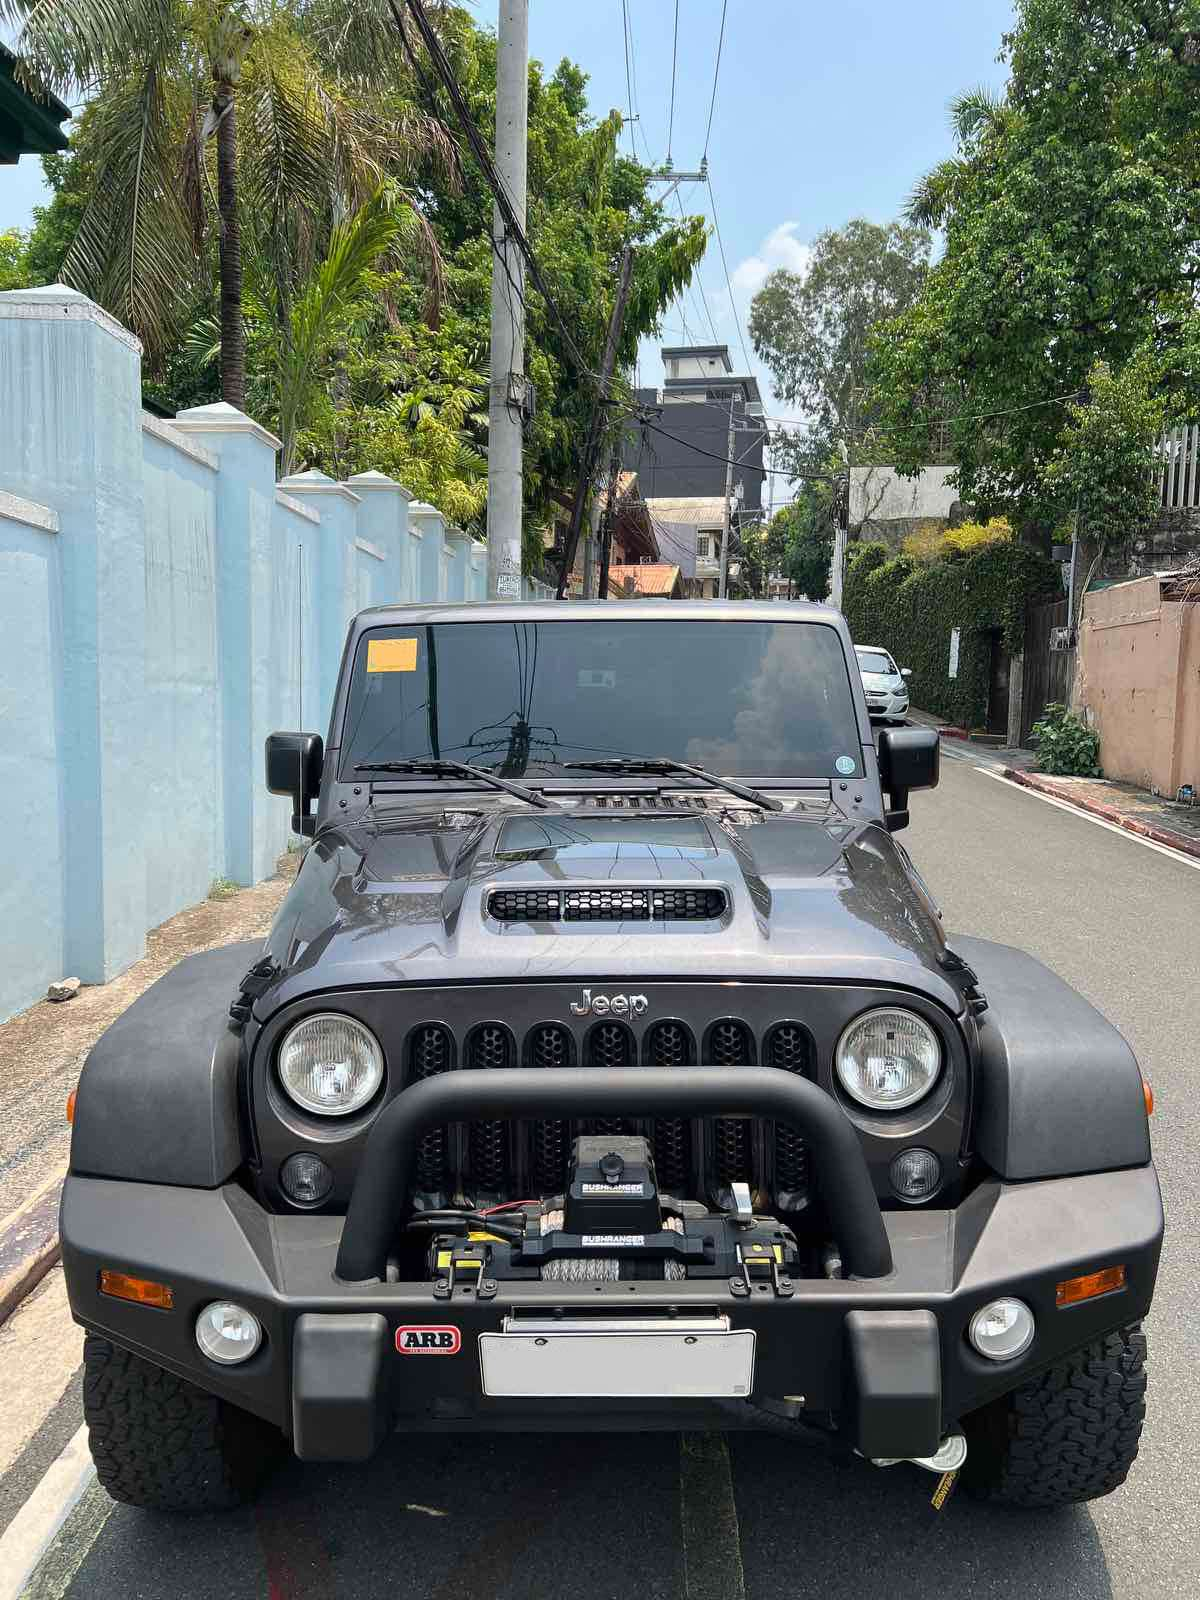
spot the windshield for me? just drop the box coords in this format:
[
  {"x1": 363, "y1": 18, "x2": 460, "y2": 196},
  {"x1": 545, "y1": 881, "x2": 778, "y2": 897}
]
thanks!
[
  {"x1": 339, "y1": 620, "x2": 863, "y2": 780},
  {"x1": 856, "y1": 649, "x2": 897, "y2": 676}
]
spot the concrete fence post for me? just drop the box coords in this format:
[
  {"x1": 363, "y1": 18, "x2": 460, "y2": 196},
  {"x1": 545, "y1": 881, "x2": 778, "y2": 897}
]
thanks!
[
  {"x1": 174, "y1": 402, "x2": 281, "y2": 886},
  {"x1": 276, "y1": 470, "x2": 362, "y2": 737},
  {"x1": 0, "y1": 285, "x2": 147, "y2": 985},
  {"x1": 407, "y1": 502, "x2": 447, "y2": 600},
  {"x1": 345, "y1": 471, "x2": 415, "y2": 606}
]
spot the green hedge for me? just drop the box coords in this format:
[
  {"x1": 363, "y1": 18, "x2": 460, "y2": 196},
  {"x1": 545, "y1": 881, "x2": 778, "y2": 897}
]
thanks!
[{"x1": 843, "y1": 539, "x2": 1061, "y2": 727}]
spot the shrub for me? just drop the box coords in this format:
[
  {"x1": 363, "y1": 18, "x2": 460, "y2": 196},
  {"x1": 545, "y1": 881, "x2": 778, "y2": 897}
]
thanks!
[
  {"x1": 902, "y1": 517, "x2": 1012, "y2": 565},
  {"x1": 1030, "y1": 703, "x2": 1101, "y2": 777}
]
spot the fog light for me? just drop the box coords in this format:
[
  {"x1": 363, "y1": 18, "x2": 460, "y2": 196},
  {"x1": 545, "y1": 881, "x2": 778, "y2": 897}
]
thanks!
[
  {"x1": 890, "y1": 1147, "x2": 941, "y2": 1201},
  {"x1": 280, "y1": 1151, "x2": 334, "y2": 1205},
  {"x1": 195, "y1": 1301, "x2": 262, "y2": 1365},
  {"x1": 968, "y1": 1297, "x2": 1035, "y2": 1362}
]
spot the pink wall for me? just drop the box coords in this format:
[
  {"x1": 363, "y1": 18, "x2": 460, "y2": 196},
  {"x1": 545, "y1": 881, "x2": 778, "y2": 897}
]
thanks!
[{"x1": 1077, "y1": 577, "x2": 1200, "y2": 795}]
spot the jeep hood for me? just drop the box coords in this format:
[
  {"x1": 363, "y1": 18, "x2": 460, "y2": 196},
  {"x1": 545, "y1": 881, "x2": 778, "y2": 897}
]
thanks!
[{"x1": 255, "y1": 805, "x2": 961, "y2": 1015}]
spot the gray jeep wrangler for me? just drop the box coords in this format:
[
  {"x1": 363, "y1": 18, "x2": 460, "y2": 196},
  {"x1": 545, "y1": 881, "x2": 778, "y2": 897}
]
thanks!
[{"x1": 62, "y1": 602, "x2": 1161, "y2": 1513}]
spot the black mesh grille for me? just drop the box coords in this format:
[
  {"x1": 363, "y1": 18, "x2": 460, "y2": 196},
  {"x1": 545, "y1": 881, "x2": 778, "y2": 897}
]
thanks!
[
  {"x1": 407, "y1": 1024, "x2": 453, "y2": 1192},
  {"x1": 585, "y1": 1021, "x2": 635, "y2": 1135},
  {"x1": 528, "y1": 1024, "x2": 571, "y2": 1191},
  {"x1": 465, "y1": 1026, "x2": 512, "y2": 1193},
  {"x1": 488, "y1": 887, "x2": 726, "y2": 922},
  {"x1": 766, "y1": 1024, "x2": 812, "y2": 1198},
  {"x1": 708, "y1": 1020, "x2": 754, "y2": 1186},
  {"x1": 644, "y1": 1022, "x2": 693, "y2": 1193},
  {"x1": 488, "y1": 890, "x2": 561, "y2": 922}
]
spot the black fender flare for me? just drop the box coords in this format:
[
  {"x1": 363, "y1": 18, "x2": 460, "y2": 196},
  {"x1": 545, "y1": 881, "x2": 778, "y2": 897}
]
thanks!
[
  {"x1": 955, "y1": 936, "x2": 1150, "y2": 1179},
  {"x1": 70, "y1": 941, "x2": 260, "y2": 1187}
]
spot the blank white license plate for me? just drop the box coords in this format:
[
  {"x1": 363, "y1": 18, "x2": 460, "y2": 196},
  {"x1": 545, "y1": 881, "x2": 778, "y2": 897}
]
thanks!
[{"x1": 479, "y1": 1316, "x2": 755, "y2": 1398}]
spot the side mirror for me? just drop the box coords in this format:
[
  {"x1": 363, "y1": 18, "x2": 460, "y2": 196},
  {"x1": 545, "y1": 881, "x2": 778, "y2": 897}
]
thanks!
[
  {"x1": 900, "y1": 667, "x2": 913, "y2": 679},
  {"x1": 877, "y1": 726, "x2": 939, "y2": 832},
  {"x1": 266, "y1": 732, "x2": 324, "y2": 836}
]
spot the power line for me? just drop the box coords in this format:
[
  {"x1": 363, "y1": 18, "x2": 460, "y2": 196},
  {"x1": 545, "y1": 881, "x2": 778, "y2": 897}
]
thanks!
[
  {"x1": 705, "y1": 175, "x2": 756, "y2": 375},
  {"x1": 675, "y1": 188, "x2": 720, "y2": 344},
  {"x1": 633, "y1": 409, "x2": 835, "y2": 481},
  {"x1": 620, "y1": 0, "x2": 637, "y2": 155},
  {"x1": 666, "y1": 0, "x2": 679, "y2": 165},
  {"x1": 702, "y1": 0, "x2": 728, "y2": 162}
]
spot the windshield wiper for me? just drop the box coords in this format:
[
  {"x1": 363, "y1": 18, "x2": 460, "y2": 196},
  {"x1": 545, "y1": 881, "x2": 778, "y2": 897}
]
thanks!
[
  {"x1": 560, "y1": 759, "x2": 784, "y2": 813},
  {"x1": 353, "y1": 759, "x2": 553, "y2": 810}
]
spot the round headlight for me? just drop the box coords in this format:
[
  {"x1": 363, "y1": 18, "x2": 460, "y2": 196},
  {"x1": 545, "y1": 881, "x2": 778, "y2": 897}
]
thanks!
[
  {"x1": 278, "y1": 1013, "x2": 384, "y2": 1116},
  {"x1": 835, "y1": 1007, "x2": 941, "y2": 1111}
]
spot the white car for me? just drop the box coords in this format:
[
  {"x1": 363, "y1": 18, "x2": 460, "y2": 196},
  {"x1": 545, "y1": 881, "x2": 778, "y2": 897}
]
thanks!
[{"x1": 855, "y1": 644, "x2": 911, "y2": 724}]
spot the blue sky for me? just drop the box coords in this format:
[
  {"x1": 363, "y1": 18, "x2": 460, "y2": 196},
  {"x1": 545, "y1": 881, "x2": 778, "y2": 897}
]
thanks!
[{"x1": 4, "y1": 0, "x2": 1015, "y2": 471}]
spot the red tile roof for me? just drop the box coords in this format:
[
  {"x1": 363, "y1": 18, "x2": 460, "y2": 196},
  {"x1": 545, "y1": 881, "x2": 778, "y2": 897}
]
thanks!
[{"x1": 607, "y1": 563, "x2": 682, "y2": 597}]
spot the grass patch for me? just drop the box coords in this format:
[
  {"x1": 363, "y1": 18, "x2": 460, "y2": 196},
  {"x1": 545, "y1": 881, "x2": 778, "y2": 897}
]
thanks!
[{"x1": 208, "y1": 877, "x2": 241, "y2": 901}]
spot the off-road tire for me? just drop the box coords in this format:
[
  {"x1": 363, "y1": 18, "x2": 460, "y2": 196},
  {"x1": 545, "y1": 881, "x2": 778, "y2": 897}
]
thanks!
[
  {"x1": 83, "y1": 1334, "x2": 283, "y2": 1512},
  {"x1": 962, "y1": 1323, "x2": 1147, "y2": 1509}
]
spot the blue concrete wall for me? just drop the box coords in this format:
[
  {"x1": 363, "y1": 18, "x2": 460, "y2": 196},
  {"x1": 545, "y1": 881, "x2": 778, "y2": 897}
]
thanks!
[{"x1": 0, "y1": 289, "x2": 503, "y2": 1022}]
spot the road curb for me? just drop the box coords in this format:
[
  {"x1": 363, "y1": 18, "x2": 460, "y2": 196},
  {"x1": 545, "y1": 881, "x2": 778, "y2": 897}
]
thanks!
[
  {"x1": 0, "y1": 1180, "x2": 62, "y2": 1328},
  {"x1": 1001, "y1": 768, "x2": 1200, "y2": 862}
]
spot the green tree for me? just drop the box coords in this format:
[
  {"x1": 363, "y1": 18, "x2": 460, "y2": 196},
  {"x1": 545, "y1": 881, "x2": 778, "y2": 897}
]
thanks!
[
  {"x1": 748, "y1": 219, "x2": 932, "y2": 478},
  {"x1": 872, "y1": 1, "x2": 1200, "y2": 539},
  {"x1": 0, "y1": 230, "x2": 32, "y2": 291},
  {"x1": 1, "y1": 0, "x2": 443, "y2": 406}
]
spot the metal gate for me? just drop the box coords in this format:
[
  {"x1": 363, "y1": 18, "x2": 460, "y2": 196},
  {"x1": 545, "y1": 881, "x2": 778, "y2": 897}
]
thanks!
[{"x1": 1021, "y1": 598, "x2": 1072, "y2": 743}]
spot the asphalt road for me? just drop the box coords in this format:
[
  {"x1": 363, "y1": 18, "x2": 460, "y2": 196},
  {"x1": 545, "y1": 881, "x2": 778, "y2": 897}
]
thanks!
[{"x1": 10, "y1": 756, "x2": 1200, "y2": 1599}]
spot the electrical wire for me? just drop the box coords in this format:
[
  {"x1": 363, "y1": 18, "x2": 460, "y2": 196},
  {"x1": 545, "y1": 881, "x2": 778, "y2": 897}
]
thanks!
[
  {"x1": 398, "y1": 0, "x2": 604, "y2": 395},
  {"x1": 666, "y1": 0, "x2": 679, "y2": 165},
  {"x1": 620, "y1": 0, "x2": 638, "y2": 155},
  {"x1": 702, "y1": 0, "x2": 728, "y2": 162},
  {"x1": 705, "y1": 175, "x2": 756, "y2": 376}
]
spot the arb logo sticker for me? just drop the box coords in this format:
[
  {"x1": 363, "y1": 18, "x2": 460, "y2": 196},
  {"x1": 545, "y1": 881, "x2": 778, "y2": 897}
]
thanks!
[{"x1": 395, "y1": 1325, "x2": 461, "y2": 1355}]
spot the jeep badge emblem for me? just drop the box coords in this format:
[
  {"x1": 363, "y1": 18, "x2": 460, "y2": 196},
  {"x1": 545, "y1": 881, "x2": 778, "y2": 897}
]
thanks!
[
  {"x1": 569, "y1": 988, "x2": 648, "y2": 1018},
  {"x1": 395, "y1": 1325, "x2": 461, "y2": 1355}
]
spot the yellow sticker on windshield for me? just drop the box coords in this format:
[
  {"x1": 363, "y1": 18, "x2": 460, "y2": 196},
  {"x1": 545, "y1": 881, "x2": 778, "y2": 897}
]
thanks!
[{"x1": 367, "y1": 637, "x2": 418, "y2": 673}]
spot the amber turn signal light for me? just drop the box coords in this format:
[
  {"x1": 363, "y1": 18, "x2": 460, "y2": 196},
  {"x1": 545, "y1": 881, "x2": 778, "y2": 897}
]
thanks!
[
  {"x1": 1142, "y1": 1076, "x2": 1154, "y2": 1116},
  {"x1": 66, "y1": 1089, "x2": 76, "y2": 1124},
  {"x1": 1056, "y1": 1264, "x2": 1126, "y2": 1308},
  {"x1": 99, "y1": 1270, "x2": 174, "y2": 1310}
]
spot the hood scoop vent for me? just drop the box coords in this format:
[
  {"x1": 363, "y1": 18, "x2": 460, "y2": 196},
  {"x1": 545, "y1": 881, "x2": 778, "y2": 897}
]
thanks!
[{"x1": 488, "y1": 886, "x2": 728, "y2": 924}]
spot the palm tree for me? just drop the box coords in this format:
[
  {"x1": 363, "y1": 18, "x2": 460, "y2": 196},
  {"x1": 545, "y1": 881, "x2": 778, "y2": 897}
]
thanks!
[{"x1": 1, "y1": 0, "x2": 452, "y2": 410}]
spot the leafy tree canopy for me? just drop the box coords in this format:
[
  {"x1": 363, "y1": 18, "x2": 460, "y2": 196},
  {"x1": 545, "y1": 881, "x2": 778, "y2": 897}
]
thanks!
[
  {"x1": 748, "y1": 218, "x2": 932, "y2": 479},
  {"x1": 871, "y1": 0, "x2": 1200, "y2": 537}
]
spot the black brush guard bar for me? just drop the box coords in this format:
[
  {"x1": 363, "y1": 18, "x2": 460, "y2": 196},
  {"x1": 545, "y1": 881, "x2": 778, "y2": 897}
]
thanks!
[{"x1": 335, "y1": 1066, "x2": 893, "y2": 1283}]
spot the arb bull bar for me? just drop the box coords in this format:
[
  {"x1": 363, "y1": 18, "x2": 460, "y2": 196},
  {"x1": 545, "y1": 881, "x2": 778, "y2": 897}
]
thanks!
[{"x1": 335, "y1": 1065, "x2": 893, "y2": 1282}]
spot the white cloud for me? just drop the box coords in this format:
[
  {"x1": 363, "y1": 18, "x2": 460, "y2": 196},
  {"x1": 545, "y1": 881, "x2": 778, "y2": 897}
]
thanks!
[{"x1": 729, "y1": 222, "x2": 813, "y2": 299}]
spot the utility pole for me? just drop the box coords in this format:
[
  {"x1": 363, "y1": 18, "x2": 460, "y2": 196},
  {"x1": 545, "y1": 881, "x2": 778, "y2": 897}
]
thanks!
[
  {"x1": 831, "y1": 380, "x2": 856, "y2": 610},
  {"x1": 557, "y1": 245, "x2": 635, "y2": 598},
  {"x1": 597, "y1": 445, "x2": 622, "y2": 599},
  {"x1": 486, "y1": 0, "x2": 528, "y2": 600},
  {"x1": 718, "y1": 390, "x2": 736, "y2": 600}
]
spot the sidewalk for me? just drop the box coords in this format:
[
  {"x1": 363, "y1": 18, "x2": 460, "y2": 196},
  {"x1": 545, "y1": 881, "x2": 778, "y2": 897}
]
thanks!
[
  {"x1": 0, "y1": 852, "x2": 301, "y2": 1325},
  {"x1": 910, "y1": 708, "x2": 1200, "y2": 861}
]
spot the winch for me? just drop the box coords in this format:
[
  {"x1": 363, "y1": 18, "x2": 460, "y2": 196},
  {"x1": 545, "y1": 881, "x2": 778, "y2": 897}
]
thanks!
[{"x1": 422, "y1": 1133, "x2": 801, "y2": 1294}]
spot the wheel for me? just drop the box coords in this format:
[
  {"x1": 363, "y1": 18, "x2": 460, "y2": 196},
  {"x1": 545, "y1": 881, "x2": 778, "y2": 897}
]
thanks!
[
  {"x1": 961, "y1": 1323, "x2": 1147, "y2": 1509},
  {"x1": 83, "y1": 1333, "x2": 284, "y2": 1512}
]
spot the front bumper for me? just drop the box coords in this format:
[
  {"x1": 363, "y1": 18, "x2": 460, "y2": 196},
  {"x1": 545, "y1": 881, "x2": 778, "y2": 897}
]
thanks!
[
  {"x1": 61, "y1": 1163, "x2": 1162, "y2": 1464},
  {"x1": 866, "y1": 691, "x2": 909, "y2": 720}
]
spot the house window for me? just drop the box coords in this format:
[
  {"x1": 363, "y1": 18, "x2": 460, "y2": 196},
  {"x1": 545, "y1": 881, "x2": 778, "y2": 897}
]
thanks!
[{"x1": 696, "y1": 534, "x2": 710, "y2": 560}]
